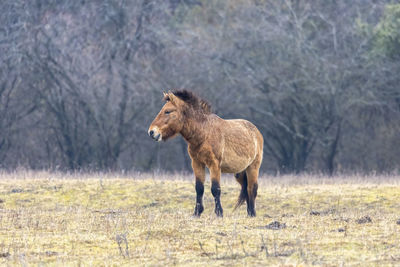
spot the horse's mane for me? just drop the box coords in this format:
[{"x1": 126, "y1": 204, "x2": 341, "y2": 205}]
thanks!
[{"x1": 171, "y1": 90, "x2": 212, "y2": 114}]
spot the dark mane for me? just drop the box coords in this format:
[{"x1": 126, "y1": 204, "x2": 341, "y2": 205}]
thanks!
[{"x1": 172, "y1": 90, "x2": 212, "y2": 114}]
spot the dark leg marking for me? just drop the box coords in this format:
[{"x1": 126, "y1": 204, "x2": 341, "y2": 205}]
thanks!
[
  {"x1": 247, "y1": 183, "x2": 258, "y2": 217},
  {"x1": 252, "y1": 182, "x2": 258, "y2": 198},
  {"x1": 235, "y1": 171, "x2": 249, "y2": 210},
  {"x1": 194, "y1": 179, "x2": 204, "y2": 217},
  {"x1": 211, "y1": 180, "x2": 223, "y2": 217}
]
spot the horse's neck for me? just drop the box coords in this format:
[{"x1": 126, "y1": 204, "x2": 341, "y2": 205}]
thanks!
[{"x1": 180, "y1": 116, "x2": 208, "y2": 146}]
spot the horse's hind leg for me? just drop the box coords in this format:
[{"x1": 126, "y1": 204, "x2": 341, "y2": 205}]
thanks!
[
  {"x1": 245, "y1": 163, "x2": 260, "y2": 217},
  {"x1": 234, "y1": 171, "x2": 249, "y2": 210}
]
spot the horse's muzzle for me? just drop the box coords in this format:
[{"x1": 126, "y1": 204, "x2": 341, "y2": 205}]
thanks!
[{"x1": 148, "y1": 127, "x2": 162, "y2": 142}]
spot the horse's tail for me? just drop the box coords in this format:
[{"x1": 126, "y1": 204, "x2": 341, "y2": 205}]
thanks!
[{"x1": 234, "y1": 171, "x2": 248, "y2": 210}]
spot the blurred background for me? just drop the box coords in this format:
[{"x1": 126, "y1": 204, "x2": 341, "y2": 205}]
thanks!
[{"x1": 0, "y1": 0, "x2": 399, "y2": 174}]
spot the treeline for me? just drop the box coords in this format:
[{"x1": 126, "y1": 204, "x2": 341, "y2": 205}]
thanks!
[{"x1": 0, "y1": 0, "x2": 399, "y2": 174}]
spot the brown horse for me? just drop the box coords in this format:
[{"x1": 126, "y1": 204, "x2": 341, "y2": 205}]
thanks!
[{"x1": 148, "y1": 90, "x2": 263, "y2": 217}]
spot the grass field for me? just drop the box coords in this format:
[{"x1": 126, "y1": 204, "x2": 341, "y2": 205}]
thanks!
[{"x1": 1, "y1": 171, "x2": 400, "y2": 266}]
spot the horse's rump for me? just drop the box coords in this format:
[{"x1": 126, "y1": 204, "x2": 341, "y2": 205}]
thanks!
[{"x1": 220, "y1": 119, "x2": 263, "y2": 173}]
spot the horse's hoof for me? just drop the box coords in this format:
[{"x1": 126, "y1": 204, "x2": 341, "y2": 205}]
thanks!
[
  {"x1": 193, "y1": 205, "x2": 204, "y2": 217},
  {"x1": 215, "y1": 208, "x2": 223, "y2": 217},
  {"x1": 247, "y1": 211, "x2": 256, "y2": 217}
]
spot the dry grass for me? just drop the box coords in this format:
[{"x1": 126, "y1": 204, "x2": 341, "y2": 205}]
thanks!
[{"x1": 1, "y1": 171, "x2": 400, "y2": 266}]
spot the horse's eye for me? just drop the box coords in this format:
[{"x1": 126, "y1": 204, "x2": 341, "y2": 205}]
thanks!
[{"x1": 165, "y1": 110, "x2": 172, "y2": 115}]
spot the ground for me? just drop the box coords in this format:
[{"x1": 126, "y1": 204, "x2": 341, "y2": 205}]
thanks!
[{"x1": 0, "y1": 171, "x2": 400, "y2": 266}]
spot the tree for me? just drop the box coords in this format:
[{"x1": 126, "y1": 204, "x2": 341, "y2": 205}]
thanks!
[
  {"x1": 373, "y1": 4, "x2": 400, "y2": 60},
  {"x1": 0, "y1": 0, "x2": 399, "y2": 173}
]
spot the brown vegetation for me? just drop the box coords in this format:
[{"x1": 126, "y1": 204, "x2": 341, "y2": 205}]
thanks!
[{"x1": 1, "y1": 171, "x2": 400, "y2": 265}]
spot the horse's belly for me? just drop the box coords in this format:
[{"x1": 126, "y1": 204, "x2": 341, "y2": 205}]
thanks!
[{"x1": 220, "y1": 155, "x2": 252, "y2": 173}]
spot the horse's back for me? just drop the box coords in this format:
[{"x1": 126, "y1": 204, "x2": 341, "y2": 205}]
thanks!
[
  {"x1": 219, "y1": 118, "x2": 263, "y2": 173},
  {"x1": 224, "y1": 119, "x2": 263, "y2": 144}
]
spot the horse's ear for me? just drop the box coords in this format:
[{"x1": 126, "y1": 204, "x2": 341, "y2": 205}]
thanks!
[
  {"x1": 163, "y1": 91, "x2": 170, "y2": 102},
  {"x1": 167, "y1": 91, "x2": 177, "y2": 104}
]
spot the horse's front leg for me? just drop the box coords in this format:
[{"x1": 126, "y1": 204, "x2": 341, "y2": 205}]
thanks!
[
  {"x1": 209, "y1": 164, "x2": 223, "y2": 217},
  {"x1": 192, "y1": 160, "x2": 205, "y2": 217}
]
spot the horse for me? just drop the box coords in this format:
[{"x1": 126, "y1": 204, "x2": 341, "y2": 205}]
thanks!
[{"x1": 148, "y1": 90, "x2": 263, "y2": 217}]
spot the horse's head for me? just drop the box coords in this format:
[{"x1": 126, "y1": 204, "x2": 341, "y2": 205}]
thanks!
[{"x1": 148, "y1": 91, "x2": 186, "y2": 142}]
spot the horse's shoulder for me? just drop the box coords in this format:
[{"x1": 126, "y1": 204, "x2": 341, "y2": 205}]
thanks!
[{"x1": 188, "y1": 142, "x2": 220, "y2": 165}]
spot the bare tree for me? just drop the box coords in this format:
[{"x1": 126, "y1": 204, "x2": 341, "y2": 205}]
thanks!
[{"x1": 0, "y1": 0, "x2": 399, "y2": 173}]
